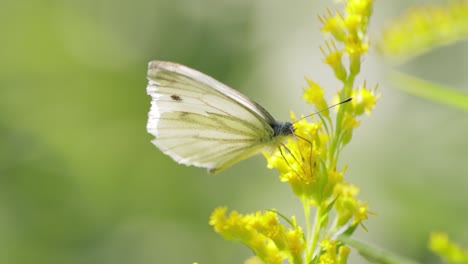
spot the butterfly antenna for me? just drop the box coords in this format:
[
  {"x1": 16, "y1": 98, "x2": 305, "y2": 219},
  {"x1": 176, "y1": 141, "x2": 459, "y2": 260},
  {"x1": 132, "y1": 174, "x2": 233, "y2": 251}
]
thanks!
[{"x1": 293, "y1": 97, "x2": 352, "y2": 124}]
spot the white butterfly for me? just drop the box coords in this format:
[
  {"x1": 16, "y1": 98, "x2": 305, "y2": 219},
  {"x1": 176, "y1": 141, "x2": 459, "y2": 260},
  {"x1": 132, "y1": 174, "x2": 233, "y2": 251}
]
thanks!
[{"x1": 146, "y1": 61, "x2": 294, "y2": 173}]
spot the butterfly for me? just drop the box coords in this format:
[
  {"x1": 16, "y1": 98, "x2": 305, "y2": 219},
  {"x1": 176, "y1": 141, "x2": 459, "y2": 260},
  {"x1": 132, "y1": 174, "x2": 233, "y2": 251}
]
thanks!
[{"x1": 146, "y1": 61, "x2": 294, "y2": 173}]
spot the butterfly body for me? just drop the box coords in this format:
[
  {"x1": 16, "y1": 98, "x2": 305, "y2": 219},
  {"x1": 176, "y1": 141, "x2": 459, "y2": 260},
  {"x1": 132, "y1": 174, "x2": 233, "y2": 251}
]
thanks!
[{"x1": 146, "y1": 61, "x2": 293, "y2": 173}]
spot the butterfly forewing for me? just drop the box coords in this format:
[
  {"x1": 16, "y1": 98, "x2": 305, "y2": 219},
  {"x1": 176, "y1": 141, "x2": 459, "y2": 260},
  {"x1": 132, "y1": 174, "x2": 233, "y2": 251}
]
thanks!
[{"x1": 146, "y1": 61, "x2": 277, "y2": 173}]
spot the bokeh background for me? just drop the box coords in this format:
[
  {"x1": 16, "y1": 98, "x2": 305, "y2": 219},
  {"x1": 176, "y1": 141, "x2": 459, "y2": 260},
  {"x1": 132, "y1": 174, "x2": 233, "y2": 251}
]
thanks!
[{"x1": 1, "y1": 0, "x2": 467, "y2": 263}]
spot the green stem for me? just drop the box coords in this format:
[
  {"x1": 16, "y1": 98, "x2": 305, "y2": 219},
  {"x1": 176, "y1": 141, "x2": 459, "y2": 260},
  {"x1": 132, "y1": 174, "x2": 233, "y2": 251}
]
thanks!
[
  {"x1": 328, "y1": 75, "x2": 355, "y2": 168},
  {"x1": 338, "y1": 235, "x2": 420, "y2": 264},
  {"x1": 327, "y1": 215, "x2": 339, "y2": 237},
  {"x1": 309, "y1": 203, "x2": 324, "y2": 262},
  {"x1": 327, "y1": 108, "x2": 343, "y2": 168},
  {"x1": 302, "y1": 196, "x2": 313, "y2": 262}
]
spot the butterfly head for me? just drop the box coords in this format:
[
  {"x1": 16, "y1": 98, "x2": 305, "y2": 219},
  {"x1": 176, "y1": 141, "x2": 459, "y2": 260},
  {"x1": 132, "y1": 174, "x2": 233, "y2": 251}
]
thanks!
[{"x1": 271, "y1": 121, "x2": 294, "y2": 137}]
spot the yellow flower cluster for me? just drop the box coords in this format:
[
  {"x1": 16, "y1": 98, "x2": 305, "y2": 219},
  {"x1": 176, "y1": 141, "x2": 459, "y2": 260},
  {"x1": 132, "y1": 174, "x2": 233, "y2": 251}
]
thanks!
[
  {"x1": 265, "y1": 81, "x2": 377, "y2": 204},
  {"x1": 209, "y1": 207, "x2": 305, "y2": 264},
  {"x1": 377, "y1": 1, "x2": 468, "y2": 61},
  {"x1": 340, "y1": 84, "x2": 379, "y2": 145},
  {"x1": 303, "y1": 78, "x2": 329, "y2": 117},
  {"x1": 265, "y1": 116, "x2": 324, "y2": 199},
  {"x1": 429, "y1": 232, "x2": 468, "y2": 263},
  {"x1": 350, "y1": 85, "x2": 379, "y2": 116},
  {"x1": 320, "y1": 0, "x2": 373, "y2": 79},
  {"x1": 211, "y1": 1, "x2": 376, "y2": 263},
  {"x1": 334, "y1": 182, "x2": 370, "y2": 228},
  {"x1": 318, "y1": 239, "x2": 350, "y2": 264}
]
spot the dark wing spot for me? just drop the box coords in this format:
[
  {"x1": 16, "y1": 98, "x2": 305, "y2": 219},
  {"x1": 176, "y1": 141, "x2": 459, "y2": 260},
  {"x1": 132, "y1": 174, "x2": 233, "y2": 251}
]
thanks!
[{"x1": 171, "y1": 95, "x2": 182, "y2": 102}]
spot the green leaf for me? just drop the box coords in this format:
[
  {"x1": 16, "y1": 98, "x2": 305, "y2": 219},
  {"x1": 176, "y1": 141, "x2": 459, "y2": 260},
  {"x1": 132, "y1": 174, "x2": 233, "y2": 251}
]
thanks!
[
  {"x1": 338, "y1": 235, "x2": 421, "y2": 264},
  {"x1": 324, "y1": 195, "x2": 340, "y2": 215},
  {"x1": 341, "y1": 223, "x2": 358, "y2": 237},
  {"x1": 267, "y1": 209, "x2": 295, "y2": 228},
  {"x1": 391, "y1": 71, "x2": 468, "y2": 111}
]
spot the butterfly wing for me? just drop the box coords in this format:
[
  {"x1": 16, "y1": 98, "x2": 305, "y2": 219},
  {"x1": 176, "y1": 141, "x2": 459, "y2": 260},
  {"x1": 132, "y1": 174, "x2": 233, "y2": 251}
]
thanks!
[{"x1": 146, "y1": 61, "x2": 278, "y2": 173}]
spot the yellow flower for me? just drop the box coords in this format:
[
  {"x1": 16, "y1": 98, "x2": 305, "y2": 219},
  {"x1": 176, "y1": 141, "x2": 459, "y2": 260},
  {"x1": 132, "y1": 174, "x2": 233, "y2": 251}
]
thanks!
[
  {"x1": 321, "y1": 41, "x2": 347, "y2": 82},
  {"x1": 338, "y1": 246, "x2": 351, "y2": 264},
  {"x1": 318, "y1": 239, "x2": 340, "y2": 264},
  {"x1": 210, "y1": 208, "x2": 307, "y2": 264},
  {"x1": 334, "y1": 183, "x2": 358, "y2": 225},
  {"x1": 285, "y1": 227, "x2": 306, "y2": 257},
  {"x1": 319, "y1": 0, "x2": 373, "y2": 80},
  {"x1": 252, "y1": 237, "x2": 284, "y2": 264},
  {"x1": 351, "y1": 85, "x2": 378, "y2": 116},
  {"x1": 303, "y1": 78, "x2": 329, "y2": 117},
  {"x1": 321, "y1": 13, "x2": 347, "y2": 42},
  {"x1": 339, "y1": 112, "x2": 360, "y2": 146},
  {"x1": 318, "y1": 254, "x2": 334, "y2": 264},
  {"x1": 333, "y1": 183, "x2": 370, "y2": 228},
  {"x1": 319, "y1": 239, "x2": 335, "y2": 251},
  {"x1": 265, "y1": 116, "x2": 326, "y2": 199},
  {"x1": 353, "y1": 201, "x2": 370, "y2": 225},
  {"x1": 377, "y1": 1, "x2": 468, "y2": 61},
  {"x1": 341, "y1": 112, "x2": 360, "y2": 130},
  {"x1": 429, "y1": 232, "x2": 468, "y2": 263},
  {"x1": 344, "y1": 13, "x2": 362, "y2": 36},
  {"x1": 346, "y1": 0, "x2": 373, "y2": 28},
  {"x1": 209, "y1": 207, "x2": 228, "y2": 234},
  {"x1": 212, "y1": 1, "x2": 376, "y2": 262},
  {"x1": 321, "y1": 168, "x2": 345, "y2": 200},
  {"x1": 322, "y1": 0, "x2": 373, "y2": 44},
  {"x1": 317, "y1": 238, "x2": 350, "y2": 264}
]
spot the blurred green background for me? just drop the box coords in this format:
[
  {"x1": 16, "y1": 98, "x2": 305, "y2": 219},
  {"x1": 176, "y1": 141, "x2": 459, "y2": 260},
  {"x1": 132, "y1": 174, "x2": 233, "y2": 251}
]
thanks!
[{"x1": 1, "y1": 0, "x2": 467, "y2": 263}]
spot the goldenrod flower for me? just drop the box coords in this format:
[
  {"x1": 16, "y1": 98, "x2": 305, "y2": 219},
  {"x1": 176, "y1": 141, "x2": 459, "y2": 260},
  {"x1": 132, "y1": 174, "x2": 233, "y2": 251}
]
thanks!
[
  {"x1": 266, "y1": 113, "x2": 324, "y2": 199},
  {"x1": 321, "y1": 41, "x2": 347, "y2": 82},
  {"x1": 350, "y1": 85, "x2": 378, "y2": 116},
  {"x1": 429, "y1": 232, "x2": 468, "y2": 263},
  {"x1": 338, "y1": 246, "x2": 351, "y2": 264},
  {"x1": 210, "y1": 208, "x2": 305, "y2": 264},
  {"x1": 212, "y1": 1, "x2": 375, "y2": 262},
  {"x1": 303, "y1": 78, "x2": 329, "y2": 117},
  {"x1": 346, "y1": 0, "x2": 373, "y2": 30},
  {"x1": 285, "y1": 227, "x2": 306, "y2": 260},
  {"x1": 318, "y1": 239, "x2": 349, "y2": 264},
  {"x1": 334, "y1": 183, "x2": 367, "y2": 226},
  {"x1": 321, "y1": 12, "x2": 347, "y2": 42},
  {"x1": 377, "y1": 1, "x2": 468, "y2": 61}
]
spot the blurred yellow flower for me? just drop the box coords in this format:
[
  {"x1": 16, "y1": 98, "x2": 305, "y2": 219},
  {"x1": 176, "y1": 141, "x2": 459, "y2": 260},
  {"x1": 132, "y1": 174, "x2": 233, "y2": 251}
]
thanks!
[
  {"x1": 377, "y1": 1, "x2": 468, "y2": 61},
  {"x1": 429, "y1": 232, "x2": 468, "y2": 263}
]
